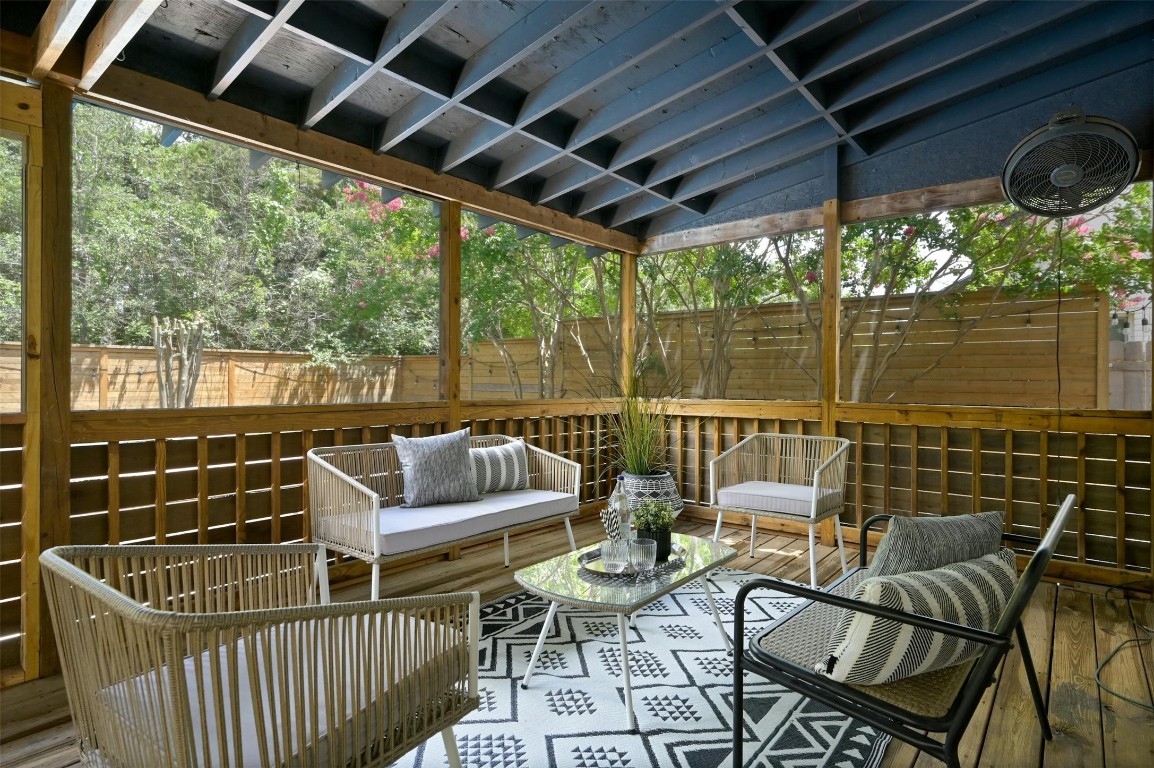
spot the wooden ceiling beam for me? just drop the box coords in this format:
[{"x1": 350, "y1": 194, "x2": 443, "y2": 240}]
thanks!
[
  {"x1": 77, "y1": 0, "x2": 163, "y2": 91},
  {"x1": 30, "y1": 0, "x2": 97, "y2": 81},
  {"x1": 302, "y1": 0, "x2": 453, "y2": 130},
  {"x1": 444, "y1": 0, "x2": 731, "y2": 173},
  {"x1": 847, "y1": 2, "x2": 1149, "y2": 136},
  {"x1": 209, "y1": 0, "x2": 305, "y2": 100},
  {"x1": 80, "y1": 64, "x2": 639, "y2": 254},
  {"x1": 374, "y1": 1, "x2": 591, "y2": 151}
]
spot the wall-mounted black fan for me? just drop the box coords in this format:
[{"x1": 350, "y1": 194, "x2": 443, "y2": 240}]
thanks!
[{"x1": 1002, "y1": 108, "x2": 1140, "y2": 217}]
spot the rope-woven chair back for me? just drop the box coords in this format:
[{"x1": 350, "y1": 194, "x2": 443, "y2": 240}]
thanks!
[
  {"x1": 738, "y1": 434, "x2": 847, "y2": 488},
  {"x1": 41, "y1": 544, "x2": 478, "y2": 768}
]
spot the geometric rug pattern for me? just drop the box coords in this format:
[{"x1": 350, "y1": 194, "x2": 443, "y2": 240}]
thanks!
[{"x1": 390, "y1": 567, "x2": 889, "y2": 768}]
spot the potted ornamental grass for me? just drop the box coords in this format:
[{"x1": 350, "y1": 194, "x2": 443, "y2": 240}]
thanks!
[
  {"x1": 607, "y1": 369, "x2": 684, "y2": 516},
  {"x1": 632, "y1": 500, "x2": 677, "y2": 561}
]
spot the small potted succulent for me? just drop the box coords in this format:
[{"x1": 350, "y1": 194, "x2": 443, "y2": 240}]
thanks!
[{"x1": 631, "y1": 500, "x2": 677, "y2": 561}]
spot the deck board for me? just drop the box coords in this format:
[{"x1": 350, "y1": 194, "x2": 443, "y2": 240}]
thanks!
[{"x1": 0, "y1": 513, "x2": 1150, "y2": 768}]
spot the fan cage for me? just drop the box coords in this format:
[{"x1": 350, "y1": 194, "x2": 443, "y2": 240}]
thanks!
[{"x1": 1002, "y1": 117, "x2": 1139, "y2": 217}]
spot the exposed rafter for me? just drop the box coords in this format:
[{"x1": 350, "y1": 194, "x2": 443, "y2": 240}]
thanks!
[
  {"x1": 78, "y1": 0, "x2": 163, "y2": 91},
  {"x1": 209, "y1": 0, "x2": 305, "y2": 100},
  {"x1": 443, "y1": 0, "x2": 735, "y2": 173},
  {"x1": 374, "y1": 1, "x2": 593, "y2": 151},
  {"x1": 302, "y1": 1, "x2": 454, "y2": 130},
  {"x1": 30, "y1": 0, "x2": 98, "y2": 81},
  {"x1": 9, "y1": 0, "x2": 1144, "y2": 245}
]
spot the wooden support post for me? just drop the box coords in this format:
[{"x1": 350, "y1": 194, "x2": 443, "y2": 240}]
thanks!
[
  {"x1": 440, "y1": 200, "x2": 462, "y2": 431},
  {"x1": 619, "y1": 252, "x2": 636, "y2": 395},
  {"x1": 29, "y1": 79, "x2": 72, "y2": 678},
  {"x1": 819, "y1": 194, "x2": 841, "y2": 545}
]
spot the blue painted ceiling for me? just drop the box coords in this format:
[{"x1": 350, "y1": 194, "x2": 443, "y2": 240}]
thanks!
[{"x1": 6, "y1": 0, "x2": 1152, "y2": 241}]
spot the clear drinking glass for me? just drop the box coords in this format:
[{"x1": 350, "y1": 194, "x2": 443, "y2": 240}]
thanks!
[
  {"x1": 629, "y1": 538, "x2": 657, "y2": 574},
  {"x1": 600, "y1": 540, "x2": 629, "y2": 573}
]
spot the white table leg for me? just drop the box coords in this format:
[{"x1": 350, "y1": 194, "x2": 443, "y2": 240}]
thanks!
[
  {"x1": 701, "y1": 577, "x2": 732, "y2": 653},
  {"x1": 618, "y1": 612, "x2": 636, "y2": 731},
  {"x1": 520, "y1": 601, "x2": 559, "y2": 689}
]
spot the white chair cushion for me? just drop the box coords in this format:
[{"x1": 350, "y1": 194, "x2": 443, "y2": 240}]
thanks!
[
  {"x1": 377, "y1": 488, "x2": 576, "y2": 555},
  {"x1": 716, "y1": 480, "x2": 842, "y2": 519}
]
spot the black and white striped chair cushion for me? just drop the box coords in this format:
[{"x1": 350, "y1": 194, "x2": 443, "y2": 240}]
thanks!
[
  {"x1": 819, "y1": 548, "x2": 1018, "y2": 685},
  {"x1": 869, "y1": 511, "x2": 1005, "y2": 577},
  {"x1": 471, "y1": 440, "x2": 529, "y2": 494}
]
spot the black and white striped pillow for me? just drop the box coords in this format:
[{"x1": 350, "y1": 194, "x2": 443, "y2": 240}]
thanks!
[
  {"x1": 471, "y1": 441, "x2": 529, "y2": 494},
  {"x1": 819, "y1": 548, "x2": 1018, "y2": 685},
  {"x1": 869, "y1": 511, "x2": 1004, "y2": 577}
]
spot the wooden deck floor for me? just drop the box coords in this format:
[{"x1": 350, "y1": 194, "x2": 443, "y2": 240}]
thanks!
[{"x1": 2, "y1": 514, "x2": 1151, "y2": 767}]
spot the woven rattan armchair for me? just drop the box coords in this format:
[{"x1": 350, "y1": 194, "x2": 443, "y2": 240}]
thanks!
[
  {"x1": 41, "y1": 543, "x2": 479, "y2": 768},
  {"x1": 710, "y1": 433, "x2": 850, "y2": 586},
  {"x1": 732, "y1": 495, "x2": 1075, "y2": 768}
]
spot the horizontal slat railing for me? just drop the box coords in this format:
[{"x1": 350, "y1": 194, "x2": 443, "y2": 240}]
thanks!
[
  {"x1": 3, "y1": 398, "x2": 1148, "y2": 689},
  {"x1": 672, "y1": 402, "x2": 1151, "y2": 584}
]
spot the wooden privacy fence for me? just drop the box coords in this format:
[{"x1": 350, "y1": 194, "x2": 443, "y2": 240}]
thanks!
[
  {"x1": 1, "y1": 399, "x2": 1149, "y2": 686},
  {"x1": 2, "y1": 289, "x2": 1139, "y2": 411}
]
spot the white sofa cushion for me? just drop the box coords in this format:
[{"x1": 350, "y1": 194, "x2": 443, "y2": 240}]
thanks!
[
  {"x1": 377, "y1": 489, "x2": 577, "y2": 555},
  {"x1": 716, "y1": 480, "x2": 842, "y2": 519}
]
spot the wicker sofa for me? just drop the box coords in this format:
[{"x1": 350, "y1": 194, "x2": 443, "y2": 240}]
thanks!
[
  {"x1": 308, "y1": 435, "x2": 580, "y2": 600},
  {"x1": 41, "y1": 543, "x2": 479, "y2": 768}
]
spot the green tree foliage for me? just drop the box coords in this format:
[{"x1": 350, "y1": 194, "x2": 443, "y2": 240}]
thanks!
[
  {"x1": 67, "y1": 104, "x2": 442, "y2": 360},
  {"x1": 461, "y1": 220, "x2": 620, "y2": 398},
  {"x1": 641, "y1": 185, "x2": 1151, "y2": 402},
  {"x1": 0, "y1": 135, "x2": 23, "y2": 343}
]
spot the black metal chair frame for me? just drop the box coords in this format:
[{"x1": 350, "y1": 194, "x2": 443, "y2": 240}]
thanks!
[{"x1": 732, "y1": 494, "x2": 1075, "y2": 768}]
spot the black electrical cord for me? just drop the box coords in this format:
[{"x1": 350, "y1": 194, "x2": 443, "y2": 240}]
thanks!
[{"x1": 1095, "y1": 577, "x2": 1154, "y2": 712}]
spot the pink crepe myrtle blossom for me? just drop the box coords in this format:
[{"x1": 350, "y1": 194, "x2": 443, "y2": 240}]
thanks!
[
  {"x1": 994, "y1": 212, "x2": 1006, "y2": 222},
  {"x1": 377, "y1": 267, "x2": 387, "y2": 276},
  {"x1": 1076, "y1": 225, "x2": 1091, "y2": 236},
  {"x1": 353, "y1": 280, "x2": 363, "y2": 290},
  {"x1": 460, "y1": 227, "x2": 470, "y2": 241},
  {"x1": 1131, "y1": 250, "x2": 1148, "y2": 260},
  {"x1": 1120, "y1": 297, "x2": 1143, "y2": 311},
  {"x1": 1066, "y1": 216, "x2": 1086, "y2": 229},
  {"x1": 426, "y1": 244, "x2": 441, "y2": 259},
  {"x1": 902, "y1": 226, "x2": 917, "y2": 238},
  {"x1": 484, "y1": 226, "x2": 496, "y2": 236},
  {"x1": 805, "y1": 270, "x2": 817, "y2": 283},
  {"x1": 358, "y1": 301, "x2": 367, "y2": 309},
  {"x1": 385, "y1": 197, "x2": 404, "y2": 212}
]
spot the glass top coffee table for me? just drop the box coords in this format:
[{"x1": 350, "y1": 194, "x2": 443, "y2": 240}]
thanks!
[{"x1": 514, "y1": 532, "x2": 738, "y2": 730}]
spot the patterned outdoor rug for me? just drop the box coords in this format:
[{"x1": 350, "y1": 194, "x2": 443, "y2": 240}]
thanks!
[{"x1": 392, "y1": 567, "x2": 889, "y2": 768}]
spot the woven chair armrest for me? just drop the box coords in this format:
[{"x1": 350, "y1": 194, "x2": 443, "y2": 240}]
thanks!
[
  {"x1": 308, "y1": 451, "x2": 381, "y2": 560},
  {"x1": 813, "y1": 441, "x2": 850, "y2": 491},
  {"x1": 709, "y1": 436, "x2": 755, "y2": 504},
  {"x1": 524, "y1": 442, "x2": 581, "y2": 497},
  {"x1": 736, "y1": 577, "x2": 1008, "y2": 648}
]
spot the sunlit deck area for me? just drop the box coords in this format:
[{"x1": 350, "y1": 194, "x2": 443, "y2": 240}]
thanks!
[
  {"x1": 1, "y1": 2, "x2": 1151, "y2": 767},
  {"x1": 2, "y1": 514, "x2": 1150, "y2": 768}
]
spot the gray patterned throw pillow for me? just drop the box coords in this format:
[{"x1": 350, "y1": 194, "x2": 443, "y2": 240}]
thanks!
[
  {"x1": 869, "y1": 511, "x2": 1004, "y2": 577},
  {"x1": 820, "y1": 548, "x2": 1018, "y2": 685},
  {"x1": 471, "y1": 441, "x2": 529, "y2": 493},
  {"x1": 391, "y1": 429, "x2": 479, "y2": 508}
]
